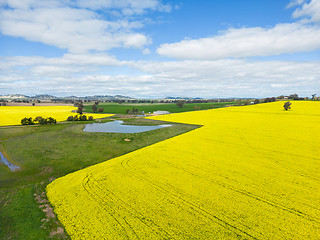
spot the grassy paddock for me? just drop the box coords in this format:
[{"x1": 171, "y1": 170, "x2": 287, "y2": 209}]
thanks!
[
  {"x1": 0, "y1": 118, "x2": 199, "y2": 239},
  {"x1": 83, "y1": 102, "x2": 236, "y2": 114}
]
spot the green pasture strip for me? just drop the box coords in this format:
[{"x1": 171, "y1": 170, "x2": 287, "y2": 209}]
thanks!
[
  {"x1": 83, "y1": 102, "x2": 235, "y2": 114},
  {"x1": 0, "y1": 119, "x2": 198, "y2": 189},
  {"x1": 0, "y1": 186, "x2": 48, "y2": 240}
]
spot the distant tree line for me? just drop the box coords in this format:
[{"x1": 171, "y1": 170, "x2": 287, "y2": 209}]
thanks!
[
  {"x1": 67, "y1": 115, "x2": 94, "y2": 121},
  {"x1": 21, "y1": 116, "x2": 57, "y2": 125}
]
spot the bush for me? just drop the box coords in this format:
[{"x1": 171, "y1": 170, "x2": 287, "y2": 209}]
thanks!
[
  {"x1": 98, "y1": 107, "x2": 104, "y2": 113},
  {"x1": 21, "y1": 117, "x2": 35, "y2": 125},
  {"x1": 283, "y1": 101, "x2": 291, "y2": 111},
  {"x1": 67, "y1": 116, "x2": 74, "y2": 121},
  {"x1": 176, "y1": 100, "x2": 185, "y2": 108},
  {"x1": 92, "y1": 104, "x2": 97, "y2": 113},
  {"x1": 88, "y1": 116, "x2": 93, "y2": 121},
  {"x1": 47, "y1": 117, "x2": 57, "y2": 124},
  {"x1": 34, "y1": 116, "x2": 47, "y2": 124},
  {"x1": 80, "y1": 115, "x2": 87, "y2": 121}
]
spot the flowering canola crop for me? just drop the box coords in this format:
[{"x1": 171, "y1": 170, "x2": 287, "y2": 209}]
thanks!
[
  {"x1": 0, "y1": 106, "x2": 113, "y2": 126},
  {"x1": 47, "y1": 101, "x2": 320, "y2": 239}
]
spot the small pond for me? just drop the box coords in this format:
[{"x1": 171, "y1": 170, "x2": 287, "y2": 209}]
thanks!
[
  {"x1": 83, "y1": 120, "x2": 172, "y2": 133},
  {"x1": 0, "y1": 151, "x2": 20, "y2": 172}
]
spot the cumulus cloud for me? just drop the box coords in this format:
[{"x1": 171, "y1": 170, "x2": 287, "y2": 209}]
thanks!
[
  {"x1": 1, "y1": 54, "x2": 320, "y2": 98},
  {"x1": 156, "y1": 23, "x2": 320, "y2": 60},
  {"x1": 156, "y1": 0, "x2": 320, "y2": 60},
  {"x1": 291, "y1": 0, "x2": 320, "y2": 23},
  {"x1": 0, "y1": 0, "x2": 170, "y2": 53}
]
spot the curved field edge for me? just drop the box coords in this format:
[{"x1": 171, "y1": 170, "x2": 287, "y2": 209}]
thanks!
[
  {"x1": 47, "y1": 101, "x2": 320, "y2": 239},
  {"x1": 0, "y1": 106, "x2": 113, "y2": 126}
]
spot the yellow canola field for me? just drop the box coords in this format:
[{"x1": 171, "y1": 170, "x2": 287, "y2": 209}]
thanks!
[
  {"x1": 47, "y1": 101, "x2": 320, "y2": 239},
  {"x1": 0, "y1": 106, "x2": 113, "y2": 126}
]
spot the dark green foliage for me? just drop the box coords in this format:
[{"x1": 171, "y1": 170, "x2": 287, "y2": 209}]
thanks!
[
  {"x1": 254, "y1": 99, "x2": 260, "y2": 104},
  {"x1": 283, "y1": 101, "x2": 292, "y2": 111},
  {"x1": 67, "y1": 115, "x2": 74, "y2": 121},
  {"x1": 77, "y1": 103, "x2": 84, "y2": 114},
  {"x1": 79, "y1": 115, "x2": 87, "y2": 121},
  {"x1": 98, "y1": 107, "x2": 104, "y2": 113},
  {"x1": 67, "y1": 114, "x2": 91, "y2": 121},
  {"x1": 47, "y1": 117, "x2": 56, "y2": 124},
  {"x1": 176, "y1": 100, "x2": 185, "y2": 108},
  {"x1": 92, "y1": 104, "x2": 97, "y2": 113},
  {"x1": 21, "y1": 117, "x2": 35, "y2": 125}
]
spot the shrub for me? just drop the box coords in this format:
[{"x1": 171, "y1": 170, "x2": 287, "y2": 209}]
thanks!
[
  {"x1": 88, "y1": 116, "x2": 93, "y2": 121},
  {"x1": 80, "y1": 115, "x2": 87, "y2": 121},
  {"x1": 67, "y1": 116, "x2": 74, "y2": 121},
  {"x1": 47, "y1": 117, "x2": 57, "y2": 124},
  {"x1": 21, "y1": 117, "x2": 35, "y2": 125},
  {"x1": 98, "y1": 107, "x2": 104, "y2": 113},
  {"x1": 283, "y1": 101, "x2": 291, "y2": 111}
]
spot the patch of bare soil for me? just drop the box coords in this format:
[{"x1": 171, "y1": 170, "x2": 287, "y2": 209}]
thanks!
[{"x1": 34, "y1": 182, "x2": 68, "y2": 239}]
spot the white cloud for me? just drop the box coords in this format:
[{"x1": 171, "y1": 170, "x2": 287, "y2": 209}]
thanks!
[
  {"x1": 0, "y1": 0, "x2": 169, "y2": 53},
  {"x1": 286, "y1": 0, "x2": 306, "y2": 8},
  {"x1": 142, "y1": 48, "x2": 151, "y2": 54},
  {"x1": 1, "y1": 54, "x2": 320, "y2": 98},
  {"x1": 156, "y1": 22, "x2": 320, "y2": 60},
  {"x1": 291, "y1": 0, "x2": 320, "y2": 23}
]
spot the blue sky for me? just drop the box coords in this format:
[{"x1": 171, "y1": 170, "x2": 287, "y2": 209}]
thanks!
[{"x1": 0, "y1": 0, "x2": 319, "y2": 98}]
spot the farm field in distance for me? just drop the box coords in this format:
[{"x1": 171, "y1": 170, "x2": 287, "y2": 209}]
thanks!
[
  {"x1": 47, "y1": 101, "x2": 320, "y2": 239},
  {"x1": 0, "y1": 105, "x2": 113, "y2": 126},
  {"x1": 83, "y1": 101, "x2": 236, "y2": 114}
]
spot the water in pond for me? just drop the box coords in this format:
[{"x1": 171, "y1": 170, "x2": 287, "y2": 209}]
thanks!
[
  {"x1": 0, "y1": 151, "x2": 20, "y2": 172},
  {"x1": 83, "y1": 120, "x2": 172, "y2": 133}
]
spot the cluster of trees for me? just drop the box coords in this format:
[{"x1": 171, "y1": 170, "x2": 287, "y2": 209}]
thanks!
[
  {"x1": 67, "y1": 115, "x2": 94, "y2": 121},
  {"x1": 92, "y1": 103, "x2": 104, "y2": 113},
  {"x1": 126, "y1": 108, "x2": 140, "y2": 114},
  {"x1": 21, "y1": 116, "x2": 57, "y2": 125}
]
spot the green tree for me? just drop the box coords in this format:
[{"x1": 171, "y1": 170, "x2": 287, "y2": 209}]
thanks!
[
  {"x1": 176, "y1": 100, "x2": 185, "y2": 108},
  {"x1": 21, "y1": 117, "x2": 35, "y2": 125},
  {"x1": 92, "y1": 104, "x2": 97, "y2": 113},
  {"x1": 80, "y1": 115, "x2": 87, "y2": 121},
  {"x1": 67, "y1": 116, "x2": 74, "y2": 121},
  {"x1": 47, "y1": 117, "x2": 57, "y2": 124},
  {"x1": 98, "y1": 107, "x2": 104, "y2": 113},
  {"x1": 77, "y1": 103, "x2": 84, "y2": 114},
  {"x1": 283, "y1": 101, "x2": 291, "y2": 111},
  {"x1": 34, "y1": 116, "x2": 47, "y2": 124}
]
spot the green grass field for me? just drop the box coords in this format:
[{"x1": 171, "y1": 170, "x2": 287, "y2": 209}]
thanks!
[
  {"x1": 0, "y1": 118, "x2": 199, "y2": 239},
  {"x1": 83, "y1": 102, "x2": 235, "y2": 114}
]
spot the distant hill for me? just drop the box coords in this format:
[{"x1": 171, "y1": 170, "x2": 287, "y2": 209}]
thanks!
[{"x1": 0, "y1": 94, "x2": 135, "y2": 101}]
